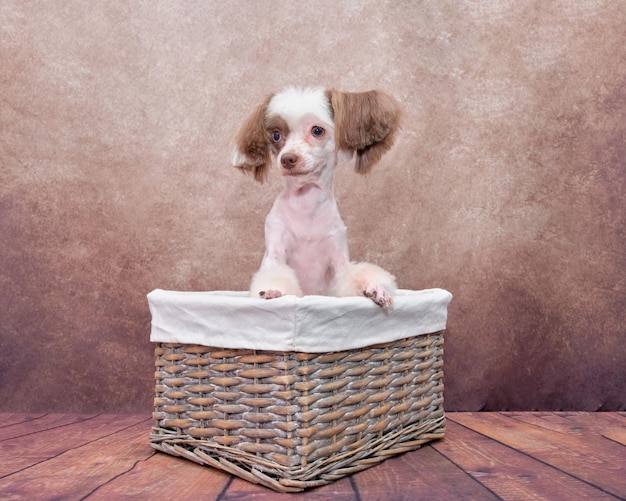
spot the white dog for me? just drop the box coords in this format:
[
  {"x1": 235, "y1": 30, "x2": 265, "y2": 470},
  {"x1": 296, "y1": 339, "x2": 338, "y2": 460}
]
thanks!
[{"x1": 232, "y1": 87, "x2": 401, "y2": 307}]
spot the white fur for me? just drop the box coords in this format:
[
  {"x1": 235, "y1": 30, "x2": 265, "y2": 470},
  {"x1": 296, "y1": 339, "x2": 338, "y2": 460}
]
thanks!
[
  {"x1": 250, "y1": 263, "x2": 303, "y2": 299},
  {"x1": 332, "y1": 262, "x2": 397, "y2": 306},
  {"x1": 267, "y1": 86, "x2": 333, "y2": 125}
]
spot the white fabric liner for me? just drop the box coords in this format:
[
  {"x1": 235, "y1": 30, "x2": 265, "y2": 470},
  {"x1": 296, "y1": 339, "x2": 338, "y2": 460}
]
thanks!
[{"x1": 148, "y1": 288, "x2": 452, "y2": 353}]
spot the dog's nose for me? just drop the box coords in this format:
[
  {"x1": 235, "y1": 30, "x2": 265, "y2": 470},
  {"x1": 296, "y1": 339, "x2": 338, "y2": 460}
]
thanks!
[{"x1": 280, "y1": 153, "x2": 298, "y2": 170}]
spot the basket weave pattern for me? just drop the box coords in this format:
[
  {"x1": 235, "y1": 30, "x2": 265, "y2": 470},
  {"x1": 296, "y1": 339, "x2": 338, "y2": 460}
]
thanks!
[{"x1": 150, "y1": 332, "x2": 444, "y2": 492}]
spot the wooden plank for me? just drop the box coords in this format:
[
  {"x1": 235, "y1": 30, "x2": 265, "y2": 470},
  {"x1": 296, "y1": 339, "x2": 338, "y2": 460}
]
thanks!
[
  {"x1": 565, "y1": 412, "x2": 626, "y2": 445},
  {"x1": 0, "y1": 414, "x2": 148, "y2": 477},
  {"x1": 0, "y1": 413, "x2": 621, "y2": 500},
  {"x1": 221, "y1": 475, "x2": 357, "y2": 500},
  {"x1": 0, "y1": 414, "x2": 46, "y2": 428},
  {"x1": 504, "y1": 412, "x2": 626, "y2": 447},
  {"x1": 352, "y1": 444, "x2": 500, "y2": 501},
  {"x1": 0, "y1": 417, "x2": 153, "y2": 500},
  {"x1": 86, "y1": 452, "x2": 231, "y2": 500},
  {"x1": 434, "y1": 419, "x2": 616, "y2": 500},
  {"x1": 603, "y1": 426, "x2": 626, "y2": 446},
  {"x1": 0, "y1": 414, "x2": 97, "y2": 441},
  {"x1": 449, "y1": 412, "x2": 626, "y2": 499},
  {"x1": 219, "y1": 443, "x2": 494, "y2": 500}
]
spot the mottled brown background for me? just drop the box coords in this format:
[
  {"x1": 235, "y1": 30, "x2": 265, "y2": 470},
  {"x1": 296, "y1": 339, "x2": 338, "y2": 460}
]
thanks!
[{"x1": 1, "y1": 1, "x2": 624, "y2": 413}]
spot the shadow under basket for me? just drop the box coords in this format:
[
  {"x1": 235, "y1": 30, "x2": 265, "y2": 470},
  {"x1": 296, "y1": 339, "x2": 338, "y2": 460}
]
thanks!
[{"x1": 148, "y1": 289, "x2": 450, "y2": 492}]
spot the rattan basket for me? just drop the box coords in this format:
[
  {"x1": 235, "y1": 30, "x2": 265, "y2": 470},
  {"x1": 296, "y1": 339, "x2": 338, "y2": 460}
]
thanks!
[{"x1": 150, "y1": 330, "x2": 445, "y2": 492}]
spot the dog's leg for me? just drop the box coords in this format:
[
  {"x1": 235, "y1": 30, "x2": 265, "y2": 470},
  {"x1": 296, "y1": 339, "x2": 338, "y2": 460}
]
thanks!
[
  {"x1": 332, "y1": 262, "x2": 397, "y2": 307},
  {"x1": 249, "y1": 263, "x2": 303, "y2": 299}
]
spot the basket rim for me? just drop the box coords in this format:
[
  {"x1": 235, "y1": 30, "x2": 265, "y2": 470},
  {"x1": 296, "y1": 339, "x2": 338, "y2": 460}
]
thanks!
[{"x1": 148, "y1": 288, "x2": 452, "y2": 352}]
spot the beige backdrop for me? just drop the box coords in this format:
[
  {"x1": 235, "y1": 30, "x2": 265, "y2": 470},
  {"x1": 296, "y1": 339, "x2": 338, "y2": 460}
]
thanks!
[{"x1": 1, "y1": 1, "x2": 624, "y2": 412}]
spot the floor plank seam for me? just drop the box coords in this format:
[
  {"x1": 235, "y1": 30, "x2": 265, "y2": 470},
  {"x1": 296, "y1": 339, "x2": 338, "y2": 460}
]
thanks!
[
  {"x1": 62, "y1": 415, "x2": 153, "y2": 450},
  {"x1": 0, "y1": 454, "x2": 57, "y2": 481},
  {"x1": 498, "y1": 411, "x2": 580, "y2": 434},
  {"x1": 79, "y1": 453, "x2": 155, "y2": 501},
  {"x1": 215, "y1": 475, "x2": 234, "y2": 501},
  {"x1": 602, "y1": 435, "x2": 626, "y2": 448},
  {"x1": 429, "y1": 442, "x2": 505, "y2": 501},
  {"x1": 0, "y1": 414, "x2": 100, "y2": 443},
  {"x1": 349, "y1": 474, "x2": 362, "y2": 501},
  {"x1": 0, "y1": 414, "x2": 48, "y2": 431},
  {"x1": 499, "y1": 411, "x2": 626, "y2": 448}
]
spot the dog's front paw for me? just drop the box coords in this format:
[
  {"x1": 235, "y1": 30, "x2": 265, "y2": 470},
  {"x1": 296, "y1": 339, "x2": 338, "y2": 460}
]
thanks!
[
  {"x1": 364, "y1": 283, "x2": 394, "y2": 308},
  {"x1": 259, "y1": 289, "x2": 283, "y2": 300}
]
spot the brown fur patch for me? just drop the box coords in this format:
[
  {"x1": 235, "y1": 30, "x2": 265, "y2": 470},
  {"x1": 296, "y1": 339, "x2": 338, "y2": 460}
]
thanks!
[
  {"x1": 233, "y1": 94, "x2": 274, "y2": 183},
  {"x1": 327, "y1": 90, "x2": 401, "y2": 174}
]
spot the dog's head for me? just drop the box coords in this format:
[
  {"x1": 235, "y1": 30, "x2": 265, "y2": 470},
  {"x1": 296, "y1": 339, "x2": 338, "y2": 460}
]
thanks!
[{"x1": 231, "y1": 87, "x2": 401, "y2": 183}]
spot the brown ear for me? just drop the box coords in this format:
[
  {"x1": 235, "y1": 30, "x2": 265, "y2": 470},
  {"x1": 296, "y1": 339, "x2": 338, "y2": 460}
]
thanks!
[
  {"x1": 231, "y1": 95, "x2": 273, "y2": 183},
  {"x1": 327, "y1": 89, "x2": 401, "y2": 174}
]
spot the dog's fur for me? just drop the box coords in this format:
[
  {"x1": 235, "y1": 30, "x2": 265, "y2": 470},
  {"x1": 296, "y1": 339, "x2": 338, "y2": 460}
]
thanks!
[{"x1": 232, "y1": 87, "x2": 401, "y2": 307}]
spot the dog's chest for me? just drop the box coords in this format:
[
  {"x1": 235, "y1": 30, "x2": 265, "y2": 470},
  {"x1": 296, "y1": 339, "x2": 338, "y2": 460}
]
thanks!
[
  {"x1": 266, "y1": 199, "x2": 349, "y2": 294},
  {"x1": 288, "y1": 215, "x2": 348, "y2": 292},
  {"x1": 288, "y1": 238, "x2": 343, "y2": 295},
  {"x1": 266, "y1": 185, "x2": 353, "y2": 290}
]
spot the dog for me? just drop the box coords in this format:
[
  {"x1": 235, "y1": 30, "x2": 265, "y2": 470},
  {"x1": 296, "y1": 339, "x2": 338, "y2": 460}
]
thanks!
[{"x1": 231, "y1": 87, "x2": 401, "y2": 307}]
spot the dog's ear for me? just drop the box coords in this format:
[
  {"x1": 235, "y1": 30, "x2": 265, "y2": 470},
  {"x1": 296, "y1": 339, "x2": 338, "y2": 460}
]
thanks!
[
  {"x1": 327, "y1": 89, "x2": 401, "y2": 174},
  {"x1": 231, "y1": 95, "x2": 273, "y2": 183}
]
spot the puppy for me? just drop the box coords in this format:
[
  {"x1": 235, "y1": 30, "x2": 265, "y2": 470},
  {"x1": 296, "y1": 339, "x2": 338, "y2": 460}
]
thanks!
[{"x1": 232, "y1": 87, "x2": 401, "y2": 307}]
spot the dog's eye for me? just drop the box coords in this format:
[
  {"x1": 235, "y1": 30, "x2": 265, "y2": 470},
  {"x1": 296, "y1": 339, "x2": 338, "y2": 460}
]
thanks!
[
  {"x1": 271, "y1": 130, "x2": 282, "y2": 143},
  {"x1": 311, "y1": 126, "x2": 325, "y2": 137}
]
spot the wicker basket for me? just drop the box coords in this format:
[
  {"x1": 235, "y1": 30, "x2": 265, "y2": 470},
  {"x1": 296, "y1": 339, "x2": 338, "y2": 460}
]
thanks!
[{"x1": 150, "y1": 330, "x2": 445, "y2": 492}]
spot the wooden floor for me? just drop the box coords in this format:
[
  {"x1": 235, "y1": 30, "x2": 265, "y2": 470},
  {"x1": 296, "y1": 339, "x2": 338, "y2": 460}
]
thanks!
[{"x1": 0, "y1": 412, "x2": 624, "y2": 500}]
